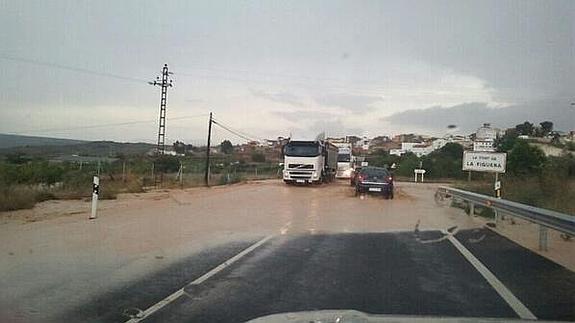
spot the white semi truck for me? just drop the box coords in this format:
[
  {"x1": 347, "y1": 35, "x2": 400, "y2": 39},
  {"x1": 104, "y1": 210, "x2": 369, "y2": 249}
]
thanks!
[
  {"x1": 333, "y1": 142, "x2": 354, "y2": 179},
  {"x1": 282, "y1": 139, "x2": 338, "y2": 184}
]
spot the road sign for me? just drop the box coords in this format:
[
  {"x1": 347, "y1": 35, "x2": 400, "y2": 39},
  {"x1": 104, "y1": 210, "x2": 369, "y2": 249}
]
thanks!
[{"x1": 463, "y1": 151, "x2": 506, "y2": 173}]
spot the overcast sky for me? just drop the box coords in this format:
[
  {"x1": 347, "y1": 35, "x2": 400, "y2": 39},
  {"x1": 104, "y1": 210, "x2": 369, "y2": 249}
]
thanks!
[{"x1": 0, "y1": 0, "x2": 574, "y2": 144}]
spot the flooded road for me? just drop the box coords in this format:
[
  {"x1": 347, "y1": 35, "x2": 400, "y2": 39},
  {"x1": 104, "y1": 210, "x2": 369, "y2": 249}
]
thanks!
[{"x1": 1, "y1": 180, "x2": 573, "y2": 322}]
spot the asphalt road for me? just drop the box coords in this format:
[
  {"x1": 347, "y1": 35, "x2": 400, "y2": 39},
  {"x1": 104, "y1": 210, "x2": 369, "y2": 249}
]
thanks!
[
  {"x1": 63, "y1": 228, "x2": 575, "y2": 322},
  {"x1": 3, "y1": 181, "x2": 574, "y2": 322}
]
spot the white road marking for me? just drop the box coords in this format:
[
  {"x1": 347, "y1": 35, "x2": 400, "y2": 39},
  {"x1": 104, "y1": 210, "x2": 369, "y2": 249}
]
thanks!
[
  {"x1": 446, "y1": 235, "x2": 537, "y2": 320},
  {"x1": 280, "y1": 221, "x2": 292, "y2": 235},
  {"x1": 124, "y1": 234, "x2": 274, "y2": 323}
]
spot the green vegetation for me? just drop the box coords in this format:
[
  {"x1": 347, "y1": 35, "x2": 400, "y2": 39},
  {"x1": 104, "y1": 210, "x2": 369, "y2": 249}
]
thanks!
[
  {"x1": 459, "y1": 134, "x2": 575, "y2": 214},
  {"x1": 506, "y1": 140, "x2": 546, "y2": 176},
  {"x1": 367, "y1": 135, "x2": 574, "y2": 214},
  {"x1": 0, "y1": 150, "x2": 282, "y2": 211},
  {"x1": 368, "y1": 143, "x2": 467, "y2": 180},
  {"x1": 220, "y1": 140, "x2": 234, "y2": 154}
]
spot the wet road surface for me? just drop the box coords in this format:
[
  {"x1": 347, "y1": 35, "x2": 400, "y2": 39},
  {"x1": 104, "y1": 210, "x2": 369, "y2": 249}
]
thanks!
[
  {"x1": 64, "y1": 229, "x2": 575, "y2": 322},
  {"x1": 3, "y1": 181, "x2": 574, "y2": 322}
]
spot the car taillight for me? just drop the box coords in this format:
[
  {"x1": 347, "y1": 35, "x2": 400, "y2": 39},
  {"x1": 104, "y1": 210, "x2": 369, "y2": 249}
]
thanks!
[{"x1": 387, "y1": 176, "x2": 393, "y2": 182}]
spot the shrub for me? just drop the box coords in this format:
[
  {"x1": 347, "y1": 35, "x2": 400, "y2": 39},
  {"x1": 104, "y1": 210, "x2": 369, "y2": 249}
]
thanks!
[
  {"x1": 251, "y1": 153, "x2": 266, "y2": 163},
  {"x1": 507, "y1": 141, "x2": 546, "y2": 176}
]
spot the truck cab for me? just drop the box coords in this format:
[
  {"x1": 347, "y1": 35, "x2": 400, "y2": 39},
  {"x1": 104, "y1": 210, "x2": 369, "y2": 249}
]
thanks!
[{"x1": 282, "y1": 140, "x2": 337, "y2": 184}]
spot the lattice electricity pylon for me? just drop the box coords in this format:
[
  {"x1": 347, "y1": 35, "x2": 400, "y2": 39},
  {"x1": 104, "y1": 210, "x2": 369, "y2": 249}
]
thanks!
[{"x1": 149, "y1": 64, "x2": 173, "y2": 155}]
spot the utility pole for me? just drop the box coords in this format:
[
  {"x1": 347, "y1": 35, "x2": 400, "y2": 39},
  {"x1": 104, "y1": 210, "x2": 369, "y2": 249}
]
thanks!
[
  {"x1": 149, "y1": 64, "x2": 174, "y2": 156},
  {"x1": 205, "y1": 112, "x2": 213, "y2": 186}
]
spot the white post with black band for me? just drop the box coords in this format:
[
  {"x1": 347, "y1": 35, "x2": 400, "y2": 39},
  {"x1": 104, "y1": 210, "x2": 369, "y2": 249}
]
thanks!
[{"x1": 90, "y1": 176, "x2": 99, "y2": 219}]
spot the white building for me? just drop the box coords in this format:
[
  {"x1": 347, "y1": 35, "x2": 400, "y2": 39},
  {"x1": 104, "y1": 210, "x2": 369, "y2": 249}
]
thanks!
[
  {"x1": 476, "y1": 123, "x2": 498, "y2": 141},
  {"x1": 358, "y1": 136, "x2": 370, "y2": 151},
  {"x1": 391, "y1": 141, "x2": 441, "y2": 157},
  {"x1": 473, "y1": 140, "x2": 495, "y2": 152},
  {"x1": 473, "y1": 123, "x2": 498, "y2": 152}
]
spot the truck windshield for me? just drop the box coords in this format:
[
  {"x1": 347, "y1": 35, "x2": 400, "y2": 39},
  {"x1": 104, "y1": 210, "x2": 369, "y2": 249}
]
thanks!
[
  {"x1": 284, "y1": 142, "x2": 320, "y2": 157},
  {"x1": 337, "y1": 154, "x2": 351, "y2": 162}
]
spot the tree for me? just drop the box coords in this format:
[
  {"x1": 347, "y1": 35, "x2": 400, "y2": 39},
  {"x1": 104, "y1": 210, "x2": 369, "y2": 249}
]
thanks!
[
  {"x1": 251, "y1": 152, "x2": 266, "y2": 163},
  {"x1": 395, "y1": 152, "x2": 420, "y2": 177},
  {"x1": 515, "y1": 121, "x2": 534, "y2": 136},
  {"x1": 507, "y1": 141, "x2": 546, "y2": 176},
  {"x1": 155, "y1": 155, "x2": 180, "y2": 173},
  {"x1": 540, "y1": 121, "x2": 553, "y2": 136},
  {"x1": 173, "y1": 141, "x2": 186, "y2": 154},
  {"x1": 220, "y1": 140, "x2": 234, "y2": 154},
  {"x1": 422, "y1": 143, "x2": 465, "y2": 179},
  {"x1": 495, "y1": 130, "x2": 518, "y2": 152}
]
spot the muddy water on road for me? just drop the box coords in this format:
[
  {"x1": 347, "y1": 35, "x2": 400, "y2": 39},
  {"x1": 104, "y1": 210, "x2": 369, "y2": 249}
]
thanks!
[{"x1": 0, "y1": 180, "x2": 480, "y2": 321}]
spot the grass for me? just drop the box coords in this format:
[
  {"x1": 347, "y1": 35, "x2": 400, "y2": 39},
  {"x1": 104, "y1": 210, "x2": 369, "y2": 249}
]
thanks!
[
  {"x1": 0, "y1": 186, "x2": 55, "y2": 212},
  {"x1": 0, "y1": 175, "x2": 147, "y2": 211},
  {"x1": 457, "y1": 176, "x2": 575, "y2": 215}
]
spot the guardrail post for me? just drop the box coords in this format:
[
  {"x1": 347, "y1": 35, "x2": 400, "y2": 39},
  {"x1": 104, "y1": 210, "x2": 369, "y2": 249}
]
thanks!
[
  {"x1": 539, "y1": 226, "x2": 549, "y2": 251},
  {"x1": 469, "y1": 202, "x2": 474, "y2": 216}
]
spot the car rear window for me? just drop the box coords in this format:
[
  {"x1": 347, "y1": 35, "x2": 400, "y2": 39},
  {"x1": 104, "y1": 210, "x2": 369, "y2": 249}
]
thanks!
[{"x1": 360, "y1": 168, "x2": 390, "y2": 177}]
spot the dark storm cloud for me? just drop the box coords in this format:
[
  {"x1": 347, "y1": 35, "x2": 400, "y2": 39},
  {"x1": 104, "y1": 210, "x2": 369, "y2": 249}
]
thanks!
[
  {"x1": 383, "y1": 100, "x2": 575, "y2": 134},
  {"x1": 386, "y1": 0, "x2": 575, "y2": 103}
]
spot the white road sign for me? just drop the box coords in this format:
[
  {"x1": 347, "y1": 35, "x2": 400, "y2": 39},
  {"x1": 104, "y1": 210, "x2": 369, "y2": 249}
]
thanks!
[{"x1": 463, "y1": 151, "x2": 507, "y2": 173}]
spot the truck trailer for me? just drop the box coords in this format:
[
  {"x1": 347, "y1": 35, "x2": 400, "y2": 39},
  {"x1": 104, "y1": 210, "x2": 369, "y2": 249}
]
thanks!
[{"x1": 282, "y1": 140, "x2": 338, "y2": 184}]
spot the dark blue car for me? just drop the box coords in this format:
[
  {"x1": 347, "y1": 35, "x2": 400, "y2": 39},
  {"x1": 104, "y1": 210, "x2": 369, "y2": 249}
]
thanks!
[{"x1": 354, "y1": 166, "x2": 394, "y2": 199}]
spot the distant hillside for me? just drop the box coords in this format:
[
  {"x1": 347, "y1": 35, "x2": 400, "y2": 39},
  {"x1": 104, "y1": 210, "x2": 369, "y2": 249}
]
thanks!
[
  {"x1": 0, "y1": 139, "x2": 156, "y2": 158},
  {"x1": 0, "y1": 134, "x2": 87, "y2": 149}
]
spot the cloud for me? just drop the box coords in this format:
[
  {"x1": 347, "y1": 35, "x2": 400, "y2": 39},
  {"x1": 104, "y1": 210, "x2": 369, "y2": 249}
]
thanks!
[
  {"x1": 250, "y1": 89, "x2": 304, "y2": 107},
  {"x1": 315, "y1": 94, "x2": 383, "y2": 113},
  {"x1": 383, "y1": 100, "x2": 575, "y2": 134},
  {"x1": 273, "y1": 110, "x2": 336, "y2": 122},
  {"x1": 286, "y1": 118, "x2": 364, "y2": 140},
  {"x1": 309, "y1": 119, "x2": 363, "y2": 138}
]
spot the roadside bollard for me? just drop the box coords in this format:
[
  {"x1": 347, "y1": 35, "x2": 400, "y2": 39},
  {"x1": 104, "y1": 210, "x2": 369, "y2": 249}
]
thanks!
[{"x1": 90, "y1": 176, "x2": 99, "y2": 220}]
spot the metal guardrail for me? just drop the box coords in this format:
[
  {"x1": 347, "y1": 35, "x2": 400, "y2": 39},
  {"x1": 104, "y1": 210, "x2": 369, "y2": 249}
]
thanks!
[{"x1": 436, "y1": 186, "x2": 575, "y2": 251}]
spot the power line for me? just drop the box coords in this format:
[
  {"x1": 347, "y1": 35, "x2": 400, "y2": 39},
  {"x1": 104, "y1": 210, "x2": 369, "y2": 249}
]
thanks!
[
  {"x1": 5, "y1": 114, "x2": 207, "y2": 136},
  {"x1": 0, "y1": 54, "x2": 149, "y2": 84},
  {"x1": 212, "y1": 121, "x2": 255, "y2": 142},
  {"x1": 211, "y1": 118, "x2": 262, "y2": 143},
  {"x1": 214, "y1": 118, "x2": 257, "y2": 138},
  {"x1": 212, "y1": 117, "x2": 264, "y2": 142}
]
